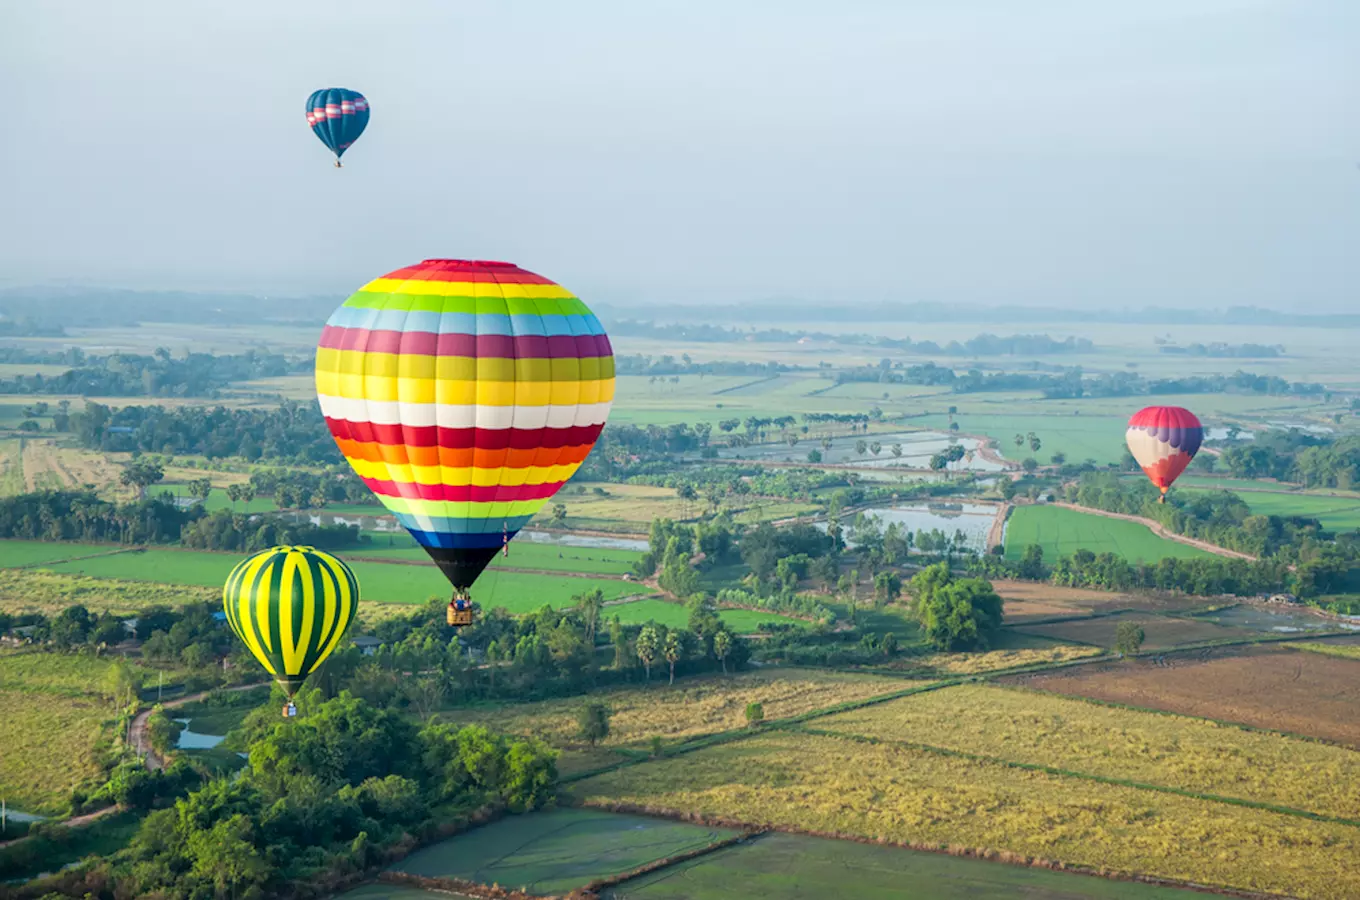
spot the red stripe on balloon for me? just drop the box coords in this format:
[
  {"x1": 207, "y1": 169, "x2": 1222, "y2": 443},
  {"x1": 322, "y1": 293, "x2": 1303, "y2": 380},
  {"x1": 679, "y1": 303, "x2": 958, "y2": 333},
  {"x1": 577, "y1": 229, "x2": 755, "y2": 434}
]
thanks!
[
  {"x1": 318, "y1": 325, "x2": 611, "y2": 359},
  {"x1": 324, "y1": 418, "x2": 603, "y2": 451},
  {"x1": 1128, "y1": 406, "x2": 1201, "y2": 430},
  {"x1": 1141, "y1": 454, "x2": 1192, "y2": 491}
]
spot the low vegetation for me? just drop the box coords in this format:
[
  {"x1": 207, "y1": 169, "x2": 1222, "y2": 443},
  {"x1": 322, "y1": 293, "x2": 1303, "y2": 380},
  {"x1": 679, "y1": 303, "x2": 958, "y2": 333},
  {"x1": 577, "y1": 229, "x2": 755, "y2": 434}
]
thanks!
[
  {"x1": 816, "y1": 683, "x2": 1360, "y2": 820},
  {"x1": 574, "y1": 730, "x2": 1360, "y2": 899}
]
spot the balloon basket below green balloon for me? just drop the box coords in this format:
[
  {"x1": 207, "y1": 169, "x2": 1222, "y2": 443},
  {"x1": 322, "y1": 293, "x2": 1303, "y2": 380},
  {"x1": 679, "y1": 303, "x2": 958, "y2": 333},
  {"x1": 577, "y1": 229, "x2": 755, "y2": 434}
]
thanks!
[{"x1": 282, "y1": 702, "x2": 297, "y2": 719}]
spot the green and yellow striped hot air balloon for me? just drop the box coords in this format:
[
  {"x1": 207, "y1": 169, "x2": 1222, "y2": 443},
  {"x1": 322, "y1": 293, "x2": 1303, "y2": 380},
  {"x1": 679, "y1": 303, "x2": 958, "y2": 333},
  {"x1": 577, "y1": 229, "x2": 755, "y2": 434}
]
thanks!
[{"x1": 222, "y1": 545, "x2": 359, "y2": 716}]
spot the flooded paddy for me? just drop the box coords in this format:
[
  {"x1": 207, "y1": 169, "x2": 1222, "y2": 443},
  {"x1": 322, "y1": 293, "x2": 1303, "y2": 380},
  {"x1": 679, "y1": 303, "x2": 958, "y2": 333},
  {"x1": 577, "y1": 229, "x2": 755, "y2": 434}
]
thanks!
[{"x1": 1187, "y1": 603, "x2": 1360, "y2": 634}]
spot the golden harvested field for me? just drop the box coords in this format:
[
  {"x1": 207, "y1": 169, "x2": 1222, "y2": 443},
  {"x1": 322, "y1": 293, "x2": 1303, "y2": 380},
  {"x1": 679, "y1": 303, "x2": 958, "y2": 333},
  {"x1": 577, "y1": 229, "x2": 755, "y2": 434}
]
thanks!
[
  {"x1": 445, "y1": 669, "x2": 912, "y2": 751},
  {"x1": 905, "y1": 644, "x2": 1102, "y2": 675},
  {"x1": 573, "y1": 730, "x2": 1360, "y2": 899},
  {"x1": 15, "y1": 439, "x2": 124, "y2": 497},
  {"x1": 816, "y1": 683, "x2": 1360, "y2": 820},
  {"x1": 0, "y1": 568, "x2": 218, "y2": 615},
  {"x1": 1010, "y1": 612, "x2": 1254, "y2": 650},
  {"x1": 1015, "y1": 645, "x2": 1360, "y2": 748}
]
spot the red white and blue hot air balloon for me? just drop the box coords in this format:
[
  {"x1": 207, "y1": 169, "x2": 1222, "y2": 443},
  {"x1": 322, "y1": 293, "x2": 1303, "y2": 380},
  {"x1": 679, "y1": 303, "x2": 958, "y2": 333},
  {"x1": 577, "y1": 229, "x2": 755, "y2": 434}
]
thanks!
[
  {"x1": 306, "y1": 88, "x2": 370, "y2": 167},
  {"x1": 1125, "y1": 406, "x2": 1203, "y2": 502}
]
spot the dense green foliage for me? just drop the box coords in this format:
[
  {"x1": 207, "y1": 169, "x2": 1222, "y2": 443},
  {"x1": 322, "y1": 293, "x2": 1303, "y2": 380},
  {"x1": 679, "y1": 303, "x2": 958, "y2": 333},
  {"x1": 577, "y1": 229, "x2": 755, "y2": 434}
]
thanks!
[
  {"x1": 1218, "y1": 430, "x2": 1360, "y2": 489},
  {"x1": 910, "y1": 563, "x2": 1004, "y2": 651}
]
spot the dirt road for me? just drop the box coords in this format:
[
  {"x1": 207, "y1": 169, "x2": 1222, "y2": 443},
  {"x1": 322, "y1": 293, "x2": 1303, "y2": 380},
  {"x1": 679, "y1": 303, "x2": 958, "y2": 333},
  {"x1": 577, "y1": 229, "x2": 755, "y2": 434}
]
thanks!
[{"x1": 131, "y1": 682, "x2": 266, "y2": 770}]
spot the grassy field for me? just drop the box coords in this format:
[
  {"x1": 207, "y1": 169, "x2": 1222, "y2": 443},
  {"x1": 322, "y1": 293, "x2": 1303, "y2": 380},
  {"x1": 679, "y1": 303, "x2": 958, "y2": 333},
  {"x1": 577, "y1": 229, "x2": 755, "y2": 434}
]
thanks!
[
  {"x1": 1009, "y1": 612, "x2": 1253, "y2": 650},
  {"x1": 37, "y1": 548, "x2": 647, "y2": 611},
  {"x1": 1004, "y1": 506, "x2": 1215, "y2": 563},
  {"x1": 1294, "y1": 641, "x2": 1360, "y2": 661},
  {"x1": 905, "y1": 644, "x2": 1103, "y2": 676},
  {"x1": 0, "y1": 653, "x2": 131, "y2": 814},
  {"x1": 0, "y1": 568, "x2": 218, "y2": 615},
  {"x1": 0, "y1": 438, "x2": 23, "y2": 495},
  {"x1": 573, "y1": 729, "x2": 1360, "y2": 899},
  {"x1": 914, "y1": 413, "x2": 1128, "y2": 465},
  {"x1": 606, "y1": 597, "x2": 801, "y2": 633},
  {"x1": 603, "y1": 830, "x2": 1207, "y2": 899},
  {"x1": 447, "y1": 669, "x2": 910, "y2": 754},
  {"x1": 335, "y1": 886, "x2": 446, "y2": 900},
  {"x1": 0, "y1": 539, "x2": 122, "y2": 568},
  {"x1": 816, "y1": 683, "x2": 1360, "y2": 820},
  {"x1": 353, "y1": 538, "x2": 644, "y2": 576},
  {"x1": 389, "y1": 808, "x2": 737, "y2": 895},
  {"x1": 1016, "y1": 645, "x2": 1360, "y2": 748}
]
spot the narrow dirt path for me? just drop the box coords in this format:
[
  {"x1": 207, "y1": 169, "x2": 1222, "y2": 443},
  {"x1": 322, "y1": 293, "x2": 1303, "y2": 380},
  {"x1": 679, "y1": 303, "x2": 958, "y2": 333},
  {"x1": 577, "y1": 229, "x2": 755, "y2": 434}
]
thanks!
[
  {"x1": 1049, "y1": 502, "x2": 1257, "y2": 561},
  {"x1": 986, "y1": 503, "x2": 1011, "y2": 552}
]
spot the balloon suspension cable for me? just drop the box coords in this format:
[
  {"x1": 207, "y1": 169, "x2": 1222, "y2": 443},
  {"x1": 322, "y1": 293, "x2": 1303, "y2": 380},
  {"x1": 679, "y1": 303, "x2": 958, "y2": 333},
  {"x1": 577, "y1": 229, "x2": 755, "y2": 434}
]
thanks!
[{"x1": 503, "y1": 520, "x2": 509, "y2": 558}]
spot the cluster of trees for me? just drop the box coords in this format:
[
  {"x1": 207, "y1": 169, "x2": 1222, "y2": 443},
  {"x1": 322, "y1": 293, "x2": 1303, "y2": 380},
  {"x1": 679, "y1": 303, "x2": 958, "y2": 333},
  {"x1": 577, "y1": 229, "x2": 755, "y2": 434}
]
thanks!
[
  {"x1": 22, "y1": 693, "x2": 556, "y2": 900},
  {"x1": 909, "y1": 563, "x2": 1005, "y2": 650},
  {"x1": 1, "y1": 349, "x2": 311, "y2": 398},
  {"x1": 1219, "y1": 431, "x2": 1360, "y2": 489},
  {"x1": 0, "y1": 489, "x2": 366, "y2": 551},
  {"x1": 248, "y1": 466, "x2": 377, "y2": 509},
  {"x1": 71, "y1": 400, "x2": 339, "y2": 463}
]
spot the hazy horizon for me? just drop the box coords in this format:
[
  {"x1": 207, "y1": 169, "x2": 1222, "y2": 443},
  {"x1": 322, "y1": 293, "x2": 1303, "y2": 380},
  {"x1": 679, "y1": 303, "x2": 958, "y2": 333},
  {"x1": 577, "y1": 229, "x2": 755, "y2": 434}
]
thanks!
[{"x1": 3, "y1": 1, "x2": 1357, "y2": 310}]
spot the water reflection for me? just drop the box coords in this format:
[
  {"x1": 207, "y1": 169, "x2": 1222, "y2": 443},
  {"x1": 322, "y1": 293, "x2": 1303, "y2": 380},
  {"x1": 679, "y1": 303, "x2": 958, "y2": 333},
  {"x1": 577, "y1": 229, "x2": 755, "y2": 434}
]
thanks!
[
  {"x1": 814, "y1": 502, "x2": 998, "y2": 553},
  {"x1": 711, "y1": 430, "x2": 1005, "y2": 472},
  {"x1": 174, "y1": 719, "x2": 226, "y2": 750}
]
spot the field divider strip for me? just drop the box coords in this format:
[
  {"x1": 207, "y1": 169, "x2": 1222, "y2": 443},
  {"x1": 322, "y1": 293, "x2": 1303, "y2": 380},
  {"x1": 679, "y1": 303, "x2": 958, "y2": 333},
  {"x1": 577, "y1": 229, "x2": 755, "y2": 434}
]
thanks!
[
  {"x1": 790, "y1": 725, "x2": 1360, "y2": 829},
  {"x1": 571, "y1": 820, "x2": 766, "y2": 897},
  {"x1": 8, "y1": 546, "x2": 146, "y2": 570},
  {"x1": 561, "y1": 679, "x2": 964, "y2": 785}
]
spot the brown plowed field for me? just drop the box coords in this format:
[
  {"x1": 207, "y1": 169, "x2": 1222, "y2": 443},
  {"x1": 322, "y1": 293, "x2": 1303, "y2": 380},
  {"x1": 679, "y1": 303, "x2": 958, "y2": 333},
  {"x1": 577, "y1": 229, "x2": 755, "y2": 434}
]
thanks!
[
  {"x1": 1008, "y1": 643, "x2": 1360, "y2": 747},
  {"x1": 992, "y1": 580, "x2": 1206, "y2": 623},
  {"x1": 1008, "y1": 611, "x2": 1255, "y2": 649}
]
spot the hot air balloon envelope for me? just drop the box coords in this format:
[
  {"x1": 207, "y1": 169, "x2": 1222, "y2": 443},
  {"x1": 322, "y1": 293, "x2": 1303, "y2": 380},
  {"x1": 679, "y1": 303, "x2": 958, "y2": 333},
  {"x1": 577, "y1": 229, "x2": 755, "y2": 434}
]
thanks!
[
  {"x1": 306, "y1": 88, "x2": 370, "y2": 164},
  {"x1": 315, "y1": 259, "x2": 615, "y2": 619},
  {"x1": 1126, "y1": 406, "x2": 1202, "y2": 499},
  {"x1": 223, "y1": 545, "x2": 359, "y2": 699}
]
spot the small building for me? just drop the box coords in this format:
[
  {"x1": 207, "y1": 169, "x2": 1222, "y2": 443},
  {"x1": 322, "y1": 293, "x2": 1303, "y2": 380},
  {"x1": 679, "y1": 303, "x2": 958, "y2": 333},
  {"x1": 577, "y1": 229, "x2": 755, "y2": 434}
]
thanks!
[
  {"x1": 352, "y1": 635, "x2": 384, "y2": 656},
  {"x1": 121, "y1": 618, "x2": 140, "y2": 638},
  {"x1": 211, "y1": 611, "x2": 228, "y2": 627}
]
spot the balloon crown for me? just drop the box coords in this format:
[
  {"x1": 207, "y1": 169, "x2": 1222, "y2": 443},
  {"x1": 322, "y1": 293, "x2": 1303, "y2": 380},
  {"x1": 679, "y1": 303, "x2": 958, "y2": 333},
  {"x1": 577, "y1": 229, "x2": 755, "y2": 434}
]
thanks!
[{"x1": 420, "y1": 259, "x2": 517, "y2": 269}]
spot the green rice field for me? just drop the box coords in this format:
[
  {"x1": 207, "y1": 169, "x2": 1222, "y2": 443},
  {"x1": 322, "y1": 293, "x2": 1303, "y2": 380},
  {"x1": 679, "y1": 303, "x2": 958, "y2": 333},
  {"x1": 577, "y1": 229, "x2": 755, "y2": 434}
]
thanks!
[
  {"x1": 914, "y1": 413, "x2": 1127, "y2": 465},
  {"x1": 0, "y1": 539, "x2": 118, "y2": 568},
  {"x1": 603, "y1": 831, "x2": 1207, "y2": 900},
  {"x1": 1004, "y1": 506, "x2": 1214, "y2": 563},
  {"x1": 354, "y1": 537, "x2": 644, "y2": 575},
  {"x1": 27, "y1": 546, "x2": 647, "y2": 611},
  {"x1": 606, "y1": 597, "x2": 801, "y2": 632},
  {"x1": 389, "y1": 808, "x2": 737, "y2": 895}
]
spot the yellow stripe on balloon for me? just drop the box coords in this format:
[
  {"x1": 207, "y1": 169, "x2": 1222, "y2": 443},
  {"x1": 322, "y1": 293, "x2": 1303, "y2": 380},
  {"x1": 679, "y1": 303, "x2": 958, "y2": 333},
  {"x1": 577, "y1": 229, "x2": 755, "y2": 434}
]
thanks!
[
  {"x1": 358, "y1": 279, "x2": 574, "y2": 299},
  {"x1": 316, "y1": 373, "x2": 612, "y2": 407}
]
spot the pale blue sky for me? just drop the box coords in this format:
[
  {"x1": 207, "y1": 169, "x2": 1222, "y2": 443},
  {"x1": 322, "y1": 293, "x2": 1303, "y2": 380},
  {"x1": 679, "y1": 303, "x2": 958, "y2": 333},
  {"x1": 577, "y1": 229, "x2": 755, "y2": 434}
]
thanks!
[{"x1": 2, "y1": 1, "x2": 1356, "y2": 310}]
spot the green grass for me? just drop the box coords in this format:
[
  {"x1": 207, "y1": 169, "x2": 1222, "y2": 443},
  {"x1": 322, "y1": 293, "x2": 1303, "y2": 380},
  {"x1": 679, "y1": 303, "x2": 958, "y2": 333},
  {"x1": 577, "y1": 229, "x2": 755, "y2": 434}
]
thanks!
[
  {"x1": 41, "y1": 548, "x2": 647, "y2": 611},
  {"x1": 913, "y1": 412, "x2": 1128, "y2": 465},
  {"x1": 354, "y1": 537, "x2": 644, "y2": 575},
  {"x1": 603, "y1": 831, "x2": 1207, "y2": 899},
  {"x1": 0, "y1": 810, "x2": 142, "y2": 883},
  {"x1": 606, "y1": 597, "x2": 803, "y2": 633},
  {"x1": 388, "y1": 808, "x2": 738, "y2": 895},
  {"x1": 1004, "y1": 506, "x2": 1214, "y2": 563},
  {"x1": 334, "y1": 886, "x2": 448, "y2": 900},
  {"x1": 0, "y1": 539, "x2": 121, "y2": 568},
  {"x1": 0, "y1": 438, "x2": 23, "y2": 496}
]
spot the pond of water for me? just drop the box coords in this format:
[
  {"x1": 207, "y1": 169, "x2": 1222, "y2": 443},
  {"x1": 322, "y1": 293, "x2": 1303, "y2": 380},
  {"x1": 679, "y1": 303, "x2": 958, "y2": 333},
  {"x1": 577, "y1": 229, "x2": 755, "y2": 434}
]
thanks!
[
  {"x1": 174, "y1": 718, "x2": 226, "y2": 750},
  {"x1": 815, "y1": 502, "x2": 998, "y2": 553},
  {"x1": 716, "y1": 430, "x2": 1005, "y2": 472},
  {"x1": 2, "y1": 808, "x2": 44, "y2": 824},
  {"x1": 1190, "y1": 604, "x2": 1360, "y2": 633}
]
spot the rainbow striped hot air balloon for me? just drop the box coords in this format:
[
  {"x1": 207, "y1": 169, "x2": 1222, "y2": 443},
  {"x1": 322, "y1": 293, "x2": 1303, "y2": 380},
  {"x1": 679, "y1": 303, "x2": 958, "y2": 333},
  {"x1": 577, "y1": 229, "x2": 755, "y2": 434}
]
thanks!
[
  {"x1": 315, "y1": 259, "x2": 614, "y2": 625},
  {"x1": 223, "y1": 546, "x2": 359, "y2": 716},
  {"x1": 1125, "y1": 406, "x2": 1203, "y2": 502}
]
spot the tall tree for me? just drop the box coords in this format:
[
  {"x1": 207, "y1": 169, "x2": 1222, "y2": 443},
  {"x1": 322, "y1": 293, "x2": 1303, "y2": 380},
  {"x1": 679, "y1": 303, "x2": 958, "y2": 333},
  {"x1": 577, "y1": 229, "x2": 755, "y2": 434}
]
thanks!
[
  {"x1": 663, "y1": 631, "x2": 684, "y2": 685},
  {"x1": 636, "y1": 626, "x2": 659, "y2": 682}
]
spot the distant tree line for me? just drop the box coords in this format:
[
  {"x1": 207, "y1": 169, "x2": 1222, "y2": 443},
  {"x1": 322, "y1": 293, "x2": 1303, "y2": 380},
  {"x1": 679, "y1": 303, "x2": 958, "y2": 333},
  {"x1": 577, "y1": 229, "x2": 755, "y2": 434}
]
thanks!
[
  {"x1": 1157, "y1": 342, "x2": 1284, "y2": 358},
  {"x1": 606, "y1": 319, "x2": 1095, "y2": 356},
  {"x1": 2, "y1": 348, "x2": 312, "y2": 399},
  {"x1": 0, "y1": 489, "x2": 366, "y2": 551},
  {"x1": 71, "y1": 401, "x2": 339, "y2": 463},
  {"x1": 833, "y1": 362, "x2": 1324, "y2": 399},
  {"x1": 614, "y1": 352, "x2": 792, "y2": 376}
]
